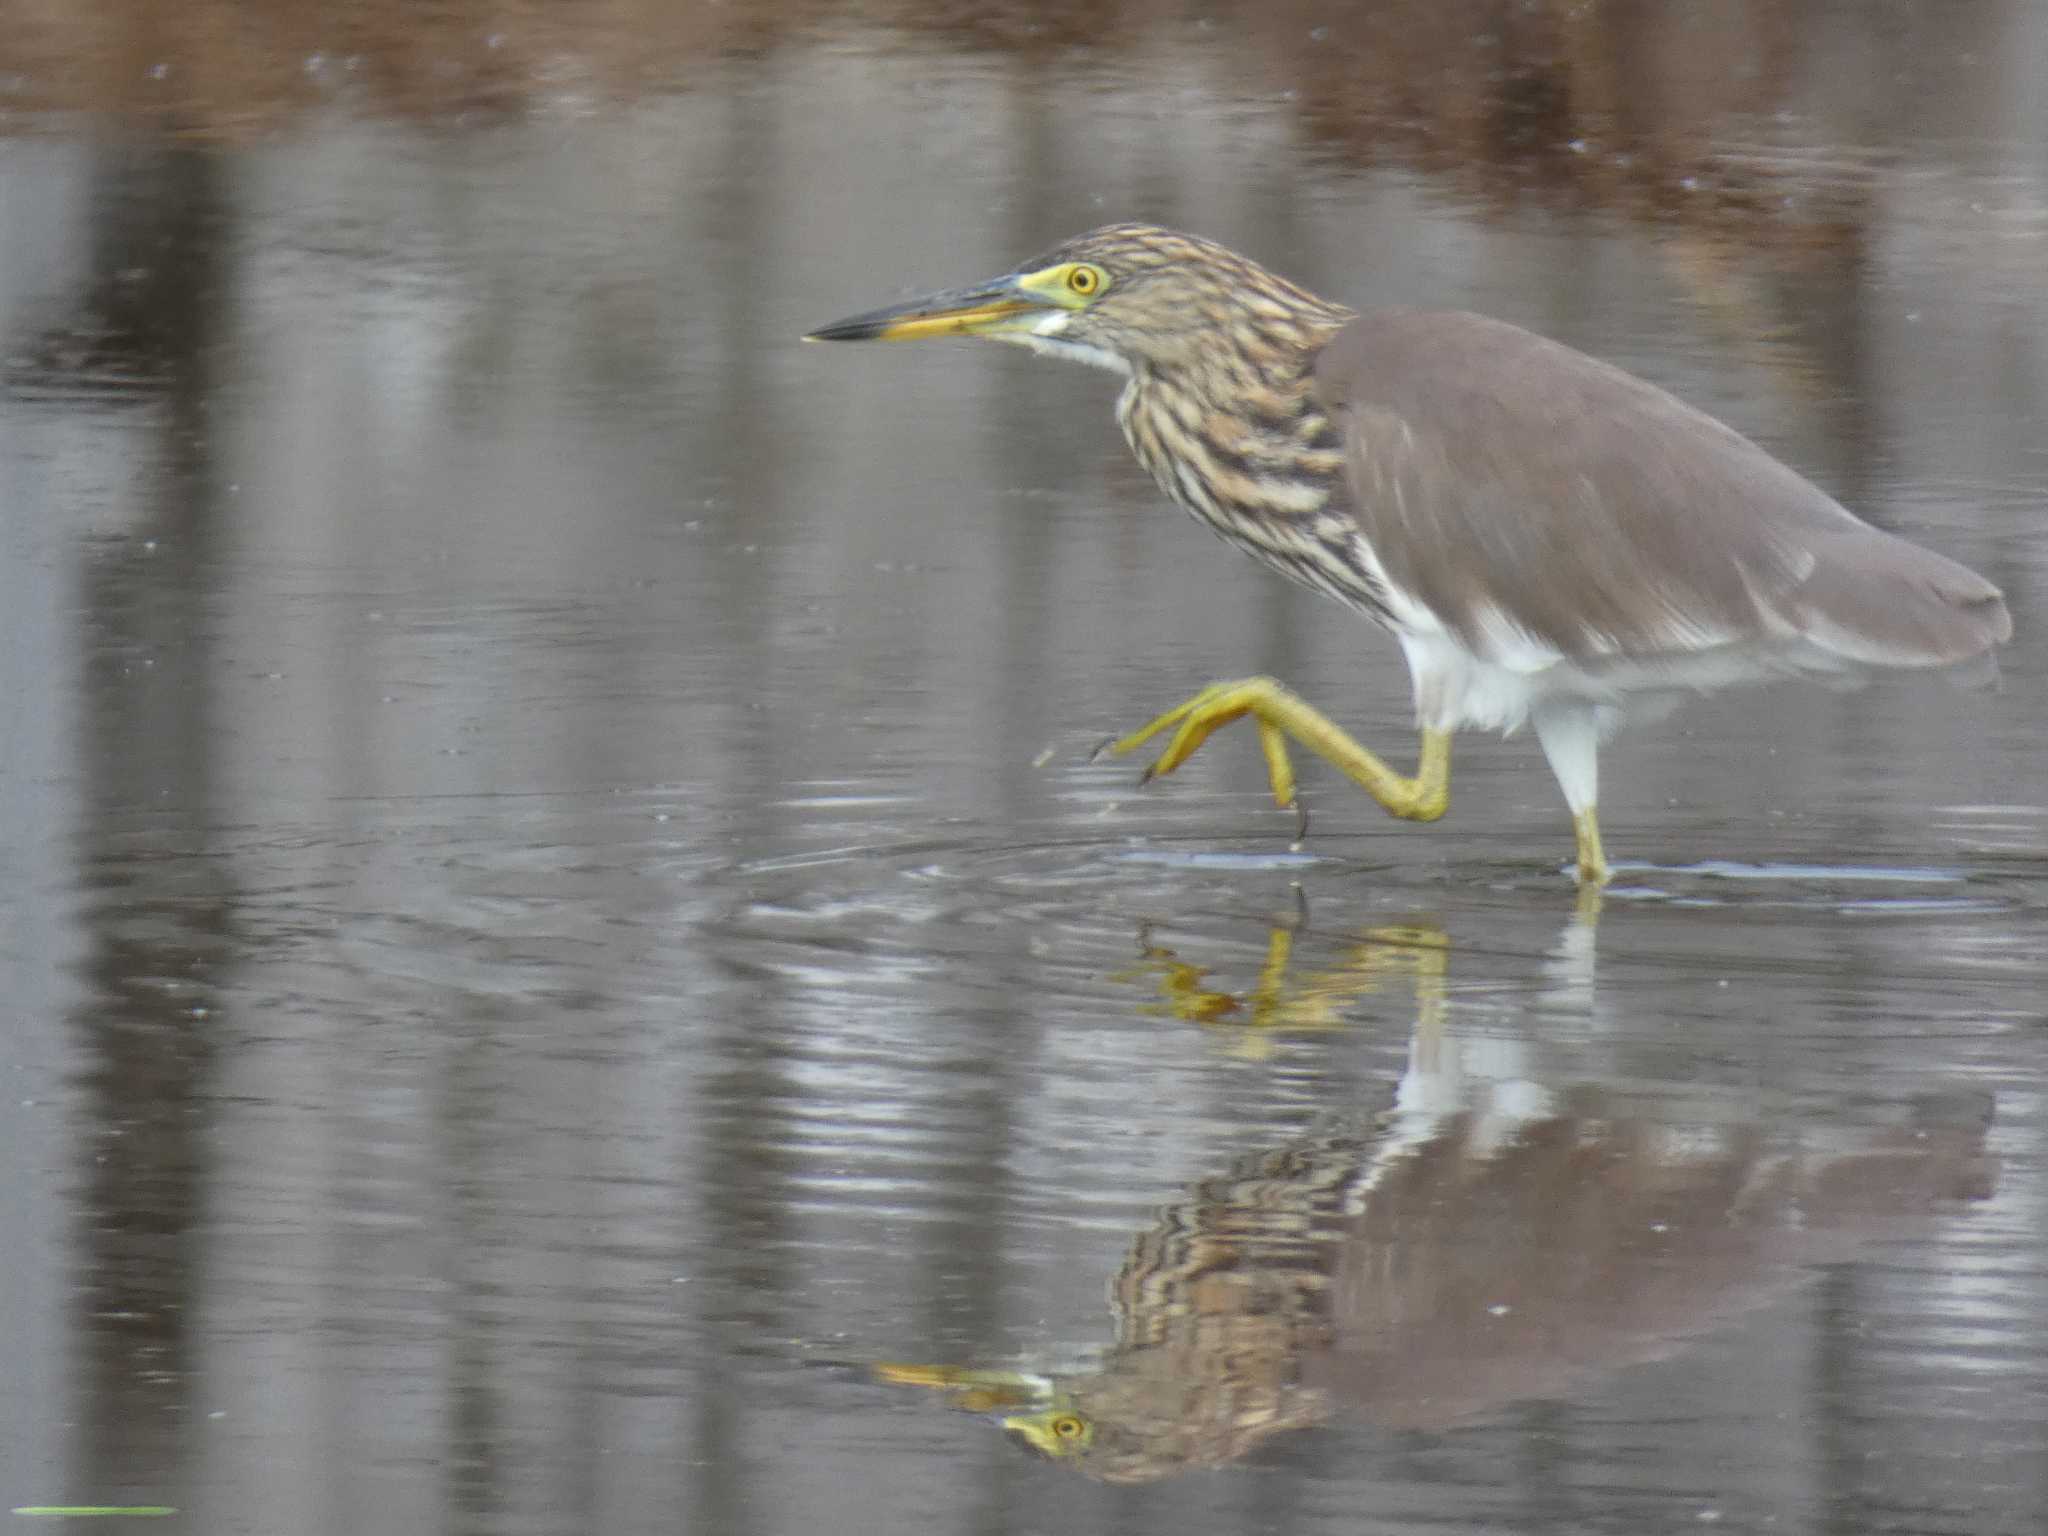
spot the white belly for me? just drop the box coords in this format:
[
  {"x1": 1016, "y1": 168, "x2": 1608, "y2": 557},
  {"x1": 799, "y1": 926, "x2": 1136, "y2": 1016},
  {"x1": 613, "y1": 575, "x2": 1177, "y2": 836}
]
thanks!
[{"x1": 1395, "y1": 623, "x2": 1851, "y2": 737}]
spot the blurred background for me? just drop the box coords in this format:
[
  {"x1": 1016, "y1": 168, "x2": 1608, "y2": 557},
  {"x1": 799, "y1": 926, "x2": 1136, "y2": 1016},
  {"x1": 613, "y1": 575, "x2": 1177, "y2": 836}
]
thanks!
[{"x1": 1, "y1": 3, "x2": 2045, "y2": 1533}]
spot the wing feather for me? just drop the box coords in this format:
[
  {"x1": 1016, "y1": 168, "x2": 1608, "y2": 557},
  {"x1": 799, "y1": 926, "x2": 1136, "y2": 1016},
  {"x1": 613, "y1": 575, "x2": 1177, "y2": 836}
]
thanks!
[{"x1": 1311, "y1": 311, "x2": 2010, "y2": 673}]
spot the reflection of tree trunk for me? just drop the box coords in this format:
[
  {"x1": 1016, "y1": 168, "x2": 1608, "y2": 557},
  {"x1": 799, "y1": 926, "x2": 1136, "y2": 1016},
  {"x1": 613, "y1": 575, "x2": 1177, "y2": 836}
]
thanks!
[
  {"x1": 67, "y1": 141, "x2": 233, "y2": 1507},
  {"x1": 685, "y1": 59, "x2": 799, "y2": 1536},
  {"x1": 1808, "y1": 198, "x2": 1892, "y2": 870},
  {"x1": 1814, "y1": 1266, "x2": 1864, "y2": 1536},
  {"x1": 1512, "y1": 1397, "x2": 1575, "y2": 1532},
  {"x1": 992, "y1": 49, "x2": 1066, "y2": 811},
  {"x1": 439, "y1": 1034, "x2": 507, "y2": 1536}
]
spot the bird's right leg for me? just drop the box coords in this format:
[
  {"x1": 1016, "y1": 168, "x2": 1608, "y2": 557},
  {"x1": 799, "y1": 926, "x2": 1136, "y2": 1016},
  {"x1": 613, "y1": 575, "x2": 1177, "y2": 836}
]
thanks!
[{"x1": 1099, "y1": 676, "x2": 1451, "y2": 822}]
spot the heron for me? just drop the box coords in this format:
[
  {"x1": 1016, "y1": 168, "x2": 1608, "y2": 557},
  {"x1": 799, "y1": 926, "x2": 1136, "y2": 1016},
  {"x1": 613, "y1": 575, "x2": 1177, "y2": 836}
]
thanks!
[{"x1": 807, "y1": 224, "x2": 2011, "y2": 885}]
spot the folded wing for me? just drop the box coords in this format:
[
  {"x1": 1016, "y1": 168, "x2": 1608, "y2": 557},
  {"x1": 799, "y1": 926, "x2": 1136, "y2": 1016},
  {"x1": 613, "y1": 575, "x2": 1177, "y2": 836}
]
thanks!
[{"x1": 1312, "y1": 310, "x2": 2011, "y2": 676}]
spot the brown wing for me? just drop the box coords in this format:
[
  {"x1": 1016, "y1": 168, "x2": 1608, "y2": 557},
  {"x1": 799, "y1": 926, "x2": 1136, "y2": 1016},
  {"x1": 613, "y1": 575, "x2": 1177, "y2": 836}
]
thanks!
[{"x1": 1312, "y1": 310, "x2": 2010, "y2": 669}]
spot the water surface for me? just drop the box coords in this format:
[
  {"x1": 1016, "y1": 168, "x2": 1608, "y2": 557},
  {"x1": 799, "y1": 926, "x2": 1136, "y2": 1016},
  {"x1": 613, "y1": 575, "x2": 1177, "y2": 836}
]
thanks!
[{"x1": 2, "y1": 4, "x2": 2046, "y2": 1533}]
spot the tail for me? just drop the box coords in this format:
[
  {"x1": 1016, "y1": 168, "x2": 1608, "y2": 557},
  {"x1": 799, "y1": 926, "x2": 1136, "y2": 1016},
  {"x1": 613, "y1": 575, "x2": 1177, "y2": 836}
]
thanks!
[{"x1": 1784, "y1": 525, "x2": 2010, "y2": 680}]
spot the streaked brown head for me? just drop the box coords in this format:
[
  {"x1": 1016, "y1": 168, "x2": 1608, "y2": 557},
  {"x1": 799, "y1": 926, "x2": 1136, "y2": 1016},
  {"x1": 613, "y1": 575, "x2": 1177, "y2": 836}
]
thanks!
[{"x1": 806, "y1": 222, "x2": 1349, "y2": 379}]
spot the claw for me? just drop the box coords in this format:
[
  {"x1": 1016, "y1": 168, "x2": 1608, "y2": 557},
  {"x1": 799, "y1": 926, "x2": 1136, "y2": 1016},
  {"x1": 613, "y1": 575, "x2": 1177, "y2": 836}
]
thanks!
[{"x1": 1098, "y1": 677, "x2": 1451, "y2": 833}]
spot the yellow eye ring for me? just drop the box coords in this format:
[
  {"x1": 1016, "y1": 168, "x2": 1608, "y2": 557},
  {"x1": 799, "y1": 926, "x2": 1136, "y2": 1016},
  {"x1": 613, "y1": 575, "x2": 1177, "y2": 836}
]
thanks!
[
  {"x1": 1051, "y1": 1414, "x2": 1085, "y2": 1439},
  {"x1": 1067, "y1": 265, "x2": 1101, "y2": 296}
]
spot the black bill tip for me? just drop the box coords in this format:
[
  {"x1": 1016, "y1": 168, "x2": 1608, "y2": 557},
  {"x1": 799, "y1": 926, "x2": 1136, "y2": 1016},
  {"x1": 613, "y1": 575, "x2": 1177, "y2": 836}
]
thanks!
[{"x1": 803, "y1": 310, "x2": 894, "y2": 342}]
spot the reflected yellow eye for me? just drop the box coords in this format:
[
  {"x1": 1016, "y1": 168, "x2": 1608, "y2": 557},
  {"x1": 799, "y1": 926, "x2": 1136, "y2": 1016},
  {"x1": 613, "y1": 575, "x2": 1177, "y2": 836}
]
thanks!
[
  {"x1": 1051, "y1": 1414, "x2": 1086, "y2": 1439},
  {"x1": 1066, "y1": 264, "x2": 1104, "y2": 296}
]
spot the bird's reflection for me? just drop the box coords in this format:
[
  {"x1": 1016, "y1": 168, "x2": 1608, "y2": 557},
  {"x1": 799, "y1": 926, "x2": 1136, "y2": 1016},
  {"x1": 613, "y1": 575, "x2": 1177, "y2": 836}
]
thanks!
[{"x1": 876, "y1": 917, "x2": 1994, "y2": 1483}]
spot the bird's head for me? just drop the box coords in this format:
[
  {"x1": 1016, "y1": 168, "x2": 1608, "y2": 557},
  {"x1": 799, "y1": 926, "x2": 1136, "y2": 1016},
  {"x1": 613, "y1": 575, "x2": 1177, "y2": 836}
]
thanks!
[
  {"x1": 1000, "y1": 1402, "x2": 1099, "y2": 1461},
  {"x1": 806, "y1": 223, "x2": 1348, "y2": 379},
  {"x1": 871, "y1": 1359, "x2": 1220, "y2": 1483}
]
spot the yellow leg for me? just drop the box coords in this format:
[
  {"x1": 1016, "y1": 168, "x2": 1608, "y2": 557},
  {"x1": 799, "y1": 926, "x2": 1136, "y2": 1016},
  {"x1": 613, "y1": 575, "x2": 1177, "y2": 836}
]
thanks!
[
  {"x1": 1102, "y1": 676, "x2": 1450, "y2": 823},
  {"x1": 1572, "y1": 806, "x2": 1610, "y2": 888}
]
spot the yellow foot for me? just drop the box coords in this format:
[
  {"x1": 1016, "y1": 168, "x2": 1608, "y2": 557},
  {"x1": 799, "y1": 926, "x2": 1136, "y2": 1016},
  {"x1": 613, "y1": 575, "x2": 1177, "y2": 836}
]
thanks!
[{"x1": 1097, "y1": 676, "x2": 1451, "y2": 823}]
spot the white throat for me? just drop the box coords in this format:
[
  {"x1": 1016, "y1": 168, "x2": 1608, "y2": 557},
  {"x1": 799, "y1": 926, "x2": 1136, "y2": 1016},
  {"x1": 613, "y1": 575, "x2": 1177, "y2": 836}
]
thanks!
[{"x1": 999, "y1": 310, "x2": 1130, "y2": 375}]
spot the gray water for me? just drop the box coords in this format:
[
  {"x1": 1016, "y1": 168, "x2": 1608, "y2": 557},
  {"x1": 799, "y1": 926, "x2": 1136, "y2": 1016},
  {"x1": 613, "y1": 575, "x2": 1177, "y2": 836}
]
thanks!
[{"x1": 2, "y1": 4, "x2": 2046, "y2": 1533}]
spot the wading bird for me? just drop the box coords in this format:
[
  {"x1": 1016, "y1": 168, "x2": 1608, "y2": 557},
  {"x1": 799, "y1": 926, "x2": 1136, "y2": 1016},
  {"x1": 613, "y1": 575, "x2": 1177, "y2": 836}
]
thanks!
[{"x1": 807, "y1": 225, "x2": 2010, "y2": 884}]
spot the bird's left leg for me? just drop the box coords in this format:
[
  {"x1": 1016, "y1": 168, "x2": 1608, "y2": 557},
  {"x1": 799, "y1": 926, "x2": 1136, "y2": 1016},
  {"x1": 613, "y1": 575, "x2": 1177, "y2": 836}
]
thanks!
[
  {"x1": 1100, "y1": 676, "x2": 1451, "y2": 822},
  {"x1": 1532, "y1": 699, "x2": 1611, "y2": 888}
]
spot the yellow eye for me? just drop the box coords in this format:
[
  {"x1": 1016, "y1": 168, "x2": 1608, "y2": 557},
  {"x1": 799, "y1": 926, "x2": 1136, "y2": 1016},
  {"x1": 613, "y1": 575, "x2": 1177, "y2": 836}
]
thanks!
[
  {"x1": 1066, "y1": 265, "x2": 1102, "y2": 296},
  {"x1": 1051, "y1": 1414, "x2": 1085, "y2": 1439}
]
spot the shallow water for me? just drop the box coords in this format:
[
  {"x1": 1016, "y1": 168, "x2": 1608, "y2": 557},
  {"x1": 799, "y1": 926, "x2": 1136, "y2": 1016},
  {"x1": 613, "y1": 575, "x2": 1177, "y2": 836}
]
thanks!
[{"x1": 3, "y1": 3, "x2": 2047, "y2": 1533}]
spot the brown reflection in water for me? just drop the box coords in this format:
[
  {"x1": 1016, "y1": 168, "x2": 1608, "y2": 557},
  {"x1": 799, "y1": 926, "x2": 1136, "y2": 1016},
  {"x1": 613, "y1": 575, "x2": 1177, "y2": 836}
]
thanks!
[
  {"x1": 6, "y1": 0, "x2": 1910, "y2": 516},
  {"x1": 0, "y1": 0, "x2": 1914, "y2": 459},
  {"x1": 0, "y1": 0, "x2": 1956, "y2": 229},
  {"x1": 879, "y1": 921, "x2": 1995, "y2": 1484}
]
